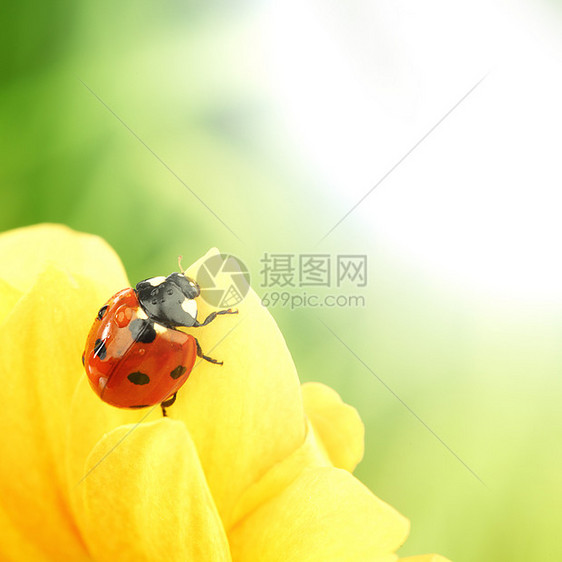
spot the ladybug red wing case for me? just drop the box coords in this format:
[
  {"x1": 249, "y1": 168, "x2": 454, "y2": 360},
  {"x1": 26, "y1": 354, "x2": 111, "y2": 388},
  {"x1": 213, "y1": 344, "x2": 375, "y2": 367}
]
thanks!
[{"x1": 82, "y1": 287, "x2": 197, "y2": 408}]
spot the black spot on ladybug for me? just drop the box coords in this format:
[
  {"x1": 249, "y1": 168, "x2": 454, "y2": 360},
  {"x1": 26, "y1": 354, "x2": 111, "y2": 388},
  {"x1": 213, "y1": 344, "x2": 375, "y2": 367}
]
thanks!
[
  {"x1": 81, "y1": 352, "x2": 85, "y2": 366},
  {"x1": 93, "y1": 339, "x2": 107, "y2": 360},
  {"x1": 129, "y1": 318, "x2": 157, "y2": 343},
  {"x1": 130, "y1": 404, "x2": 149, "y2": 409},
  {"x1": 170, "y1": 365, "x2": 187, "y2": 380},
  {"x1": 127, "y1": 372, "x2": 150, "y2": 385},
  {"x1": 97, "y1": 305, "x2": 109, "y2": 320}
]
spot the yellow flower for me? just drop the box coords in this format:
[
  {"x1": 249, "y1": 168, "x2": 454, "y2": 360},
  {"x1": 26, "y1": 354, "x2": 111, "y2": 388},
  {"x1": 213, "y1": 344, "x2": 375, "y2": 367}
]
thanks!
[{"x1": 0, "y1": 224, "x2": 450, "y2": 561}]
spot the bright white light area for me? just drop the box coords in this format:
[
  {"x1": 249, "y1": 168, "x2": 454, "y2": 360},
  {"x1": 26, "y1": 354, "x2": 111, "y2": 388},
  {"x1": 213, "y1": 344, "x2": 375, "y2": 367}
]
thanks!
[{"x1": 263, "y1": 0, "x2": 562, "y2": 300}]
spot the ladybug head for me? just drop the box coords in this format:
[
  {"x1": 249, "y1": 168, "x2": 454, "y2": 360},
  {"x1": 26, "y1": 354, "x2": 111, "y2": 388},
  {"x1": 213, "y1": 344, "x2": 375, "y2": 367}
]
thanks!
[
  {"x1": 136, "y1": 272, "x2": 201, "y2": 328},
  {"x1": 185, "y1": 276, "x2": 200, "y2": 299},
  {"x1": 169, "y1": 272, "x2": 200, "y2": 299}
]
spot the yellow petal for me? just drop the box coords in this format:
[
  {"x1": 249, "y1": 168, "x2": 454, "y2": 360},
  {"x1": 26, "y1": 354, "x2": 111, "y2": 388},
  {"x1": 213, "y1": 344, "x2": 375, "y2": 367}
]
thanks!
[
  {"x1": 0, "y1": 503, "x2": 56, "y2": 562},
  {"x1": 65, "y1": 375, "x2": 164, "y2": 515},
  {"x1": 0, "y1": 266, "x2": 94, "y2": 558},
  {"x1": 400, "y1": 554, "x2": 451, "y2": 562},
  {"x1": 229, "y1": 466, "x2": 410, "y2": 562},
  {"x1": 0, "y1": 278, "x2": 21, "y2": 325},
  {"x1": 230, "y1": 422, "x2": 330, "y2": 524},
  {"x1": 0, "y1": 225, "x2": 137, "y2": 559},
  {"x1": 78, "y1": 419, "x2": 231, "y2": 562},
  {"x1": 302, "y1": 381, "x2": 365, "y2": 472},
  {"x1": 0, "y1": 223, "x2": 128, "y2": 295},
  {"x1": 167, "y1": 249, "x2": 306, "y2": 528}
]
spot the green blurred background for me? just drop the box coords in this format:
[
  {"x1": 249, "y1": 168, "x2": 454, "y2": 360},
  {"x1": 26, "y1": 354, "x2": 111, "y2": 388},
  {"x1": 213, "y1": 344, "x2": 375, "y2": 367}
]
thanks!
[{"x1": 2, "y1": 1, "x2": 561, "y2": 561}]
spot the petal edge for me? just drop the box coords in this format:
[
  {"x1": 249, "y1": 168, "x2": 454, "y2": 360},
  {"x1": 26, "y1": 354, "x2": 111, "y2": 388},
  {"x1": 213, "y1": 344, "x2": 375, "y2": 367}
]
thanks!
[{"x1": 78, "y1": 419, "x2": 231, "y2": 562}]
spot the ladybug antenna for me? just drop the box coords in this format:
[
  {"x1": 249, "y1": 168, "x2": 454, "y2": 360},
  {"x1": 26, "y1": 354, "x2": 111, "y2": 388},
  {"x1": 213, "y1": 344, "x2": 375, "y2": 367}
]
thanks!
[{"x1": 178, "y1": 255, "x2": 184, "y2": 274}]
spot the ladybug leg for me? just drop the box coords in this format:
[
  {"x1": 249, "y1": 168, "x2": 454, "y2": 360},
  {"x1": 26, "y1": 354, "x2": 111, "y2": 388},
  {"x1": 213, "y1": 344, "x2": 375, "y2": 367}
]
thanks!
[
  {"x1": 161, "y1": 393, "x2": 177, "y2": 417},
  {"x1": 193, "y1": 308, "x2": 238, "y2": 328},
  {"x1": 195, "y1": 339, "x2": 223, "y2": 365}
]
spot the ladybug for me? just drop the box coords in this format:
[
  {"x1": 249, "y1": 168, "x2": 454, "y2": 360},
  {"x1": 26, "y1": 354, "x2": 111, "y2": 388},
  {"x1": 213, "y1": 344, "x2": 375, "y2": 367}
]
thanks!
[{"x1": 82, "y1": 267, "x2": 237, "y2": 416}]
